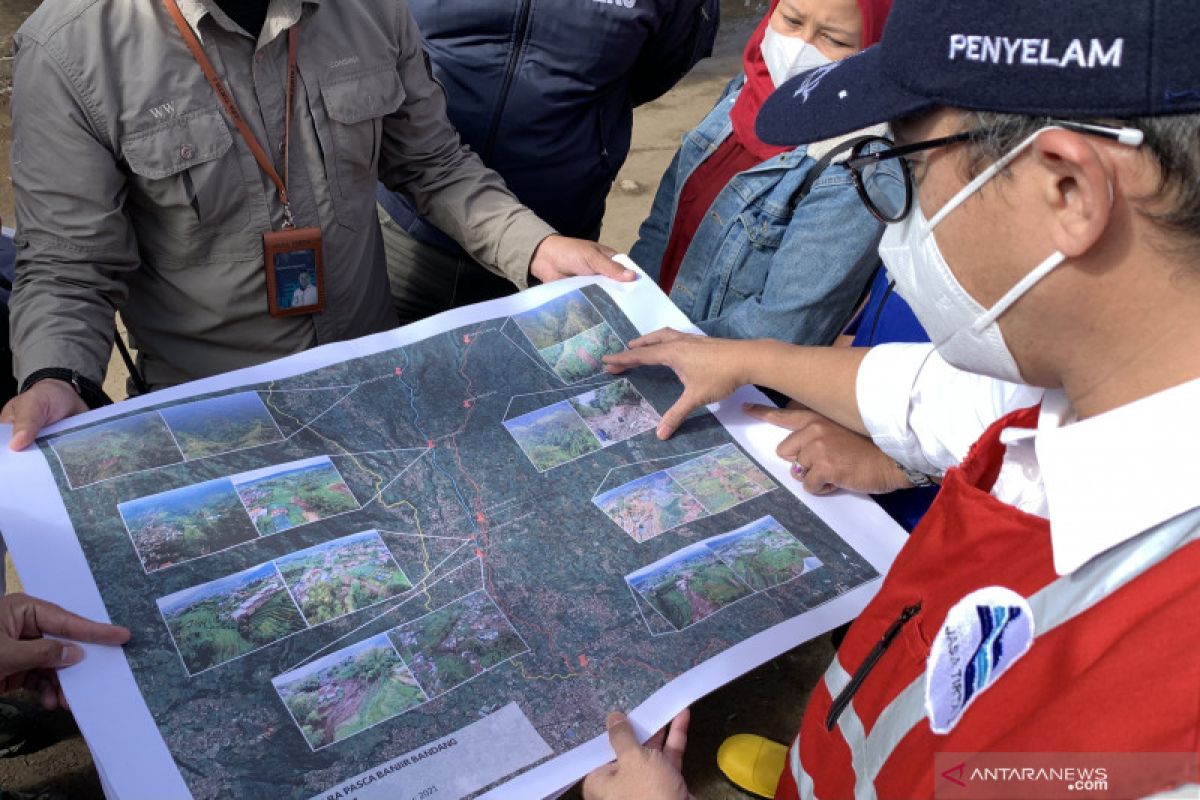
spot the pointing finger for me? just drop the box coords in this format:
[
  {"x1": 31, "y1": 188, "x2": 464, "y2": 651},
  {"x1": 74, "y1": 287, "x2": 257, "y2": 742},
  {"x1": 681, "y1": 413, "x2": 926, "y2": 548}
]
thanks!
[
  {"x1": 19, "y1": 595, "x2": 132, "y2": 646},
  {"x1": 657, "y1": 392, "x2": 701, "y2": 439},
  {"x1": 742, "y1": 403, "x2": 819, "y2": 432}
]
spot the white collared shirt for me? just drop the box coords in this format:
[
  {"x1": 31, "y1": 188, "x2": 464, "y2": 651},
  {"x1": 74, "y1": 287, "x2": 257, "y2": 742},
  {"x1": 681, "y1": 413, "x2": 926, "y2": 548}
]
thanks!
[{"x1": 856, "y1": 342, "x2": 1200, "y2": 575}]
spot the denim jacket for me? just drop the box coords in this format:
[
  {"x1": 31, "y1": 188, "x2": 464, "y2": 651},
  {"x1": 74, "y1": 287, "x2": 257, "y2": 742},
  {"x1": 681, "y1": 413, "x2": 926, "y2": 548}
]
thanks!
[{"x1": 629, "y1": 77, "x2": 885, "y2": 344}]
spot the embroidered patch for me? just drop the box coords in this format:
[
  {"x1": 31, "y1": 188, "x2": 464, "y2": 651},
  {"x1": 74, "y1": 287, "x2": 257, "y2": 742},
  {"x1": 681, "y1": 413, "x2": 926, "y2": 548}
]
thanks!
[
  {"x1": 924, "y1": 586, "x2": 1034, "y2": 734},
  {"x1": 792, "y1": 63, "x2": 839, "y2": 103}
]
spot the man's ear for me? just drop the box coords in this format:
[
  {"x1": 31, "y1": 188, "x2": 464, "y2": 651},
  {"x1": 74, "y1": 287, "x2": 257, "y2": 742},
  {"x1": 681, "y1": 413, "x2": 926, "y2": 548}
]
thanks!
[{"x1": 1030, "y1": 129, "x2": 1113, "y2": 258}]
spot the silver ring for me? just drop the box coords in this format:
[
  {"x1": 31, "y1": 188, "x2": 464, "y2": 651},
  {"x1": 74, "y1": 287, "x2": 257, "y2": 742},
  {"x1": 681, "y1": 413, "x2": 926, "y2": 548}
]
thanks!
[{"x1": 792, "y1": 461, "x2": 809, "y2": 479}]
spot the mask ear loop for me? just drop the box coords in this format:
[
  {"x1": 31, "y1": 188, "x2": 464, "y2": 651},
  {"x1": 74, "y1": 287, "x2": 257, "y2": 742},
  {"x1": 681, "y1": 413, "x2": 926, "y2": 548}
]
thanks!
[
  {"x1": 972, "y1": 177, "x2": 1117, "y2": 332},
  {"x1": 971, "y1": 250, "x2": 1067, "y2": 332}
]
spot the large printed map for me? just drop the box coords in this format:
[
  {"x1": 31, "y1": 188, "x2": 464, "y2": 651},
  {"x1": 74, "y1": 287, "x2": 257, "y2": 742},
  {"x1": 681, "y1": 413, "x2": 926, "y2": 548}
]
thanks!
[{"x1": 16, "y1": 281, "x2": 885, "y2": 799}]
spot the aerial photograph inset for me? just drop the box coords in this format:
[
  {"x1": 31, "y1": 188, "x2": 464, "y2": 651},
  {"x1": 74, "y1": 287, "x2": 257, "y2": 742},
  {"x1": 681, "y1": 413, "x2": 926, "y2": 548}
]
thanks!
[
  {"x1": 276, "y1": 530, "x2": 413, "y2": 625},
  {"x1": 704, "y1": 516, "x2": 823, "y2": 591},
  {"x1": 568, "y1": 379, "x2": 660, "y2": 444},
  {"x1": 537, "y1": 323, "x2": 626, "y2": 383},
  {"x1": 626, "y1": 542, "x2": 754, "y2": 631},
  {"x1": 158, "y1": 562, "x2": 306, "y2": 674},
  {"x1": 667, "y1": 443, "x2": 775, "y2": 514},
  {"x1": 511, "y1": 289, "x2": 604, "y2": 350},
  {"x1": 233, "y1": 457, "x2": 360, "y2": 536},
  {"x1": 273, "y1": 634, "x2": 426, "y2": 750},
  {"x1": 119, "y1": 477, "x2": 260, "y2": 571},
  {"x1": 593, "y1": 470, "x2": 707, "y2": 543},
  {"x1": 389, "y1": 590, "x2": 527, "y2": 697},
  {"x1": 159, "y1": 392, "x2": 284, "y2": 459},
  {"x1": 48, "y1": 411, "x2": 183, "y2": 487},
  {"x1": 504, "y1": 401, "x2": 602, "y2": 471}
]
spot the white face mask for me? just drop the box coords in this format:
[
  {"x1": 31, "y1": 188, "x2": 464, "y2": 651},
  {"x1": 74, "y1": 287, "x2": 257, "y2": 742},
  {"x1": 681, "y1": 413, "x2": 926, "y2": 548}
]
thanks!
[
  {"x1": 760, "y1": 24, "x2": 832, "y2": 88},
  {"x1": 878, "y1": 128, "x2": 1069, "y2": 384}
]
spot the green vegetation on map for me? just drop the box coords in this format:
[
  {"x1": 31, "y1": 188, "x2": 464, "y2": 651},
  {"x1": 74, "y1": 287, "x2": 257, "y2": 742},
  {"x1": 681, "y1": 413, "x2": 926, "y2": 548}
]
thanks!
[
  {"x1": 667, "y1": 444, "x2": 774, "y2": 513},
  {"x1": 569, "y1": 379, "x2": 660, "y2": 444},
  {"x1": 706, "y1": 516, "x2": 821, "y2": 591},
  {"x1": 504, "y1": 400, "x2": 601, "y2": 471},
  {"x1": 274, "y1": 635, "x2": 425, "y2": 749},
  {"x1": 120, "y1": 477, "x2": 260, "y2": 571},
  {"x1": 158, "y1": 563, "x2": 306, "y2": 674},
  {"x1": 235, "y1": 458, "x2": 360, "y2": 536},
  {"x1": 390, "y1": 591, "x2": 526, "y2": 697},
  {"x1": 48, "y1": 411, "x2": 183, "y2": 486},
  {"x1": 627, "y1": 543, "x2": 753, "y2": 631},
  {"x1": 159, "y1": 392, "x2": 283, "y2": 459},
  {"x1": 593, "y1": 471, "x2": 706, "y2": 542},
  {"x1": 40, "y1": 281, "x2": 885, "y2": 796},
  {"x1": 276, "y1": 530, "x2": 412, "y2": 625},
  {"x1": 512, "y1": 290, "x2": 604, "y2": 350},
  {"x1": 538, "y1": 322, "x2": 625, "y2": 383}
]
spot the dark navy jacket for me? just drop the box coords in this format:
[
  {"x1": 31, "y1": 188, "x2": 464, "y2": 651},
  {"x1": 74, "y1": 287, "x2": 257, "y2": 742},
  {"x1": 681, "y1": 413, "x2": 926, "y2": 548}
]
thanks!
[
  {"x1": 378, "y1": 0, "x2": 719, "y2": 253},
  {"x1": 2, "y1": 229, "x2": 17, "y2": 404}
]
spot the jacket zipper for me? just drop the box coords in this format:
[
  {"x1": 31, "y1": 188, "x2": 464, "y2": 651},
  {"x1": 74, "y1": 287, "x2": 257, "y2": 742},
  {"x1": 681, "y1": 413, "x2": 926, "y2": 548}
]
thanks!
[
  {"x1": 483, "y1": 0, "x2": 532, "y2": 160},
  {"x1": 826, "y1": 602, "x2": 922, "y2": 731}
]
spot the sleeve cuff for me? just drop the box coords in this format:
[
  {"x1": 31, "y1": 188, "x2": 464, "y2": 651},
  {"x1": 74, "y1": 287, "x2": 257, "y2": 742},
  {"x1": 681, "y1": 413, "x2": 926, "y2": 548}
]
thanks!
[
  {"x1": 15, "y1": 339, "x2": 108, "y2": 391},
  {"x1": 856, "y1": 342, "x2": 943, "y2": 475},
  {"x1": 493, "y1": 214, "x2": 558, "y2": 291},
  {"x1": 20, "y1": 368, "x2": 111, "y2": 409}
]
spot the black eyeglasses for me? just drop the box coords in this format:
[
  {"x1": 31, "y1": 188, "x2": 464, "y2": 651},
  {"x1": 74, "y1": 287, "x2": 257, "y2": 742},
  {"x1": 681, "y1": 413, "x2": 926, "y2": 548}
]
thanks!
[
  {"x1": 843, "y1": 132, "x2": 978, "y2": 222},
  {"x1": 843, "y1": 121, "x2": 1145, "y2": 223}
]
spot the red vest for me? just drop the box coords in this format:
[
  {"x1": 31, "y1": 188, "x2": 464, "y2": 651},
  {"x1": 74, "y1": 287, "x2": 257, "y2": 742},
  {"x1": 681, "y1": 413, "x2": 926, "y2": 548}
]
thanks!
[{"x1": 777, "y1": 406, "x2": 1200, "y2": 800}]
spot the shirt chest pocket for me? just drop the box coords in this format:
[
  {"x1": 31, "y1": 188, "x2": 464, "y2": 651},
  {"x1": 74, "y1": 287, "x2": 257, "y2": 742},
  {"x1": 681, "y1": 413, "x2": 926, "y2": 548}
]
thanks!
[
  {"x1": 121, "y1": 109, "x2": 250, "y2": 252},
  {"x1": 318, "y1": 66, "x2": 406, "y2": 230},
  {"x1": 723, "y1": 207, "x2": 789, "y2": 304}
]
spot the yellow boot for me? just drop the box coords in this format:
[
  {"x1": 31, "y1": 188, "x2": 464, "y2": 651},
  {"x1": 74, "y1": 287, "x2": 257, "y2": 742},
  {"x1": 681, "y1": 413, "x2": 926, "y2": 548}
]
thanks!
[{"x1": 716, "y1": 733, "x2": 788, "y2": 798}]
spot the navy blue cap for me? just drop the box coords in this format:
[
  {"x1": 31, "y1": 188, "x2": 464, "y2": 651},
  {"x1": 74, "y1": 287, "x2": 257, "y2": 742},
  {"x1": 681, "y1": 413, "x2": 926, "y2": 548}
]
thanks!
[{"x1": 757, "y1": 0, "x2": 1200, "y2": 146}]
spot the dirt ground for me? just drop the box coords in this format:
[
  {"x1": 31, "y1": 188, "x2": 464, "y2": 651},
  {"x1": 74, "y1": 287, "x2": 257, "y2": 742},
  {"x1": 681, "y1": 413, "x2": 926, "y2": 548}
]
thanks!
[{"x1": 0, "y1": 3, "x2": 837, "y2": 798}]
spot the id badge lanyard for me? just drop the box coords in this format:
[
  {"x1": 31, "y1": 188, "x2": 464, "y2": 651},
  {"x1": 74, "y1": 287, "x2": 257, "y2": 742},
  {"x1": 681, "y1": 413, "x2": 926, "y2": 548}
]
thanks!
[{"x1": 163, "y1": 0, "x2": 326, "y2": 318}]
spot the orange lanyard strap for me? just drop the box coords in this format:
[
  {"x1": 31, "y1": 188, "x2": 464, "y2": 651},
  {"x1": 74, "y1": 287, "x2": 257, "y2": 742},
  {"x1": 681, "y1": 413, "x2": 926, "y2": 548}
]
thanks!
[{"x1": 162, "y1": 0, "x2": 299, "y2": 228}]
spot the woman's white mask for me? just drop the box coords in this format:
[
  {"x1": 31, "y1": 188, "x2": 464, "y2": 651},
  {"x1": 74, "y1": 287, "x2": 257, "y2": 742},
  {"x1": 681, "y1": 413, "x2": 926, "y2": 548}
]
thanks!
[
  {"x1": 760, "y1": 24, "x2": 832, "y2": 88},
  {"x1": 878, "y1": 128, "x2": 1072, "y2": 384}
]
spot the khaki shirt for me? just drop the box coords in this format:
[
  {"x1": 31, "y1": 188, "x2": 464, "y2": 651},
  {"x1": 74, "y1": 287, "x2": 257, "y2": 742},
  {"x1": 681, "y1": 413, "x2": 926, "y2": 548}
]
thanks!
[{"x1": 9, "y1": 0, "x2": 555, "y2": 388}]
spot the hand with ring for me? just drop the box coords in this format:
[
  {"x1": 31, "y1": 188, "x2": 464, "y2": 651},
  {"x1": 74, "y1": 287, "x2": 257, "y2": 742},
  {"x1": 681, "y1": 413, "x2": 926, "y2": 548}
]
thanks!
[{"x1": 745, "y1": 403, "x2": 915, "y2": 496}]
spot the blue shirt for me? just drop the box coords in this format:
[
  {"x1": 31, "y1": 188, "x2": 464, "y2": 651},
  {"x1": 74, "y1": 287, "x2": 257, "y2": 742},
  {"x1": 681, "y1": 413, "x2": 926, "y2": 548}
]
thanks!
[{"x1": 849, "y1": 267, "x2": 939, "y2": 532}]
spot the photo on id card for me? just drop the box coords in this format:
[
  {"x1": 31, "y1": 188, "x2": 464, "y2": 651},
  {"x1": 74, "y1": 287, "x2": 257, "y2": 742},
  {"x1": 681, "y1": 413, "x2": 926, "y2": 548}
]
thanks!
[{"x1": 264, "y1": 227, "x2": 325, "y2": 317}]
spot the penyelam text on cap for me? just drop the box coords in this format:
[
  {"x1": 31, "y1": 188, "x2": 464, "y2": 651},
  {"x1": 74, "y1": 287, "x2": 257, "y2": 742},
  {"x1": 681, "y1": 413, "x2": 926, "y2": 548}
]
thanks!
[
  {"x1": 755, "y1": 0, "x2": 1200, "y2": 147},
  {"x1": 947, "y1": 35, "x2": 1123, "y2": 70}
]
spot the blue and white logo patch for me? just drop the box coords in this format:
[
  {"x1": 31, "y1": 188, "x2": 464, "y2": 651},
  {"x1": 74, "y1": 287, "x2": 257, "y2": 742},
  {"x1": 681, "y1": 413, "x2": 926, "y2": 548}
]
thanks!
[{"x1": 924, "y1": 586, "x2": 1034, "y2": 735}]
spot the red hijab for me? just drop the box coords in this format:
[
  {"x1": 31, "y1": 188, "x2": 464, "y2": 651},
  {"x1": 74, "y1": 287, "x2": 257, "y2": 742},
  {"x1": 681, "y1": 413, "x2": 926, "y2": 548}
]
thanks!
[{"x1": 729, "y1": 0, "x2": 892, "y2": 160}]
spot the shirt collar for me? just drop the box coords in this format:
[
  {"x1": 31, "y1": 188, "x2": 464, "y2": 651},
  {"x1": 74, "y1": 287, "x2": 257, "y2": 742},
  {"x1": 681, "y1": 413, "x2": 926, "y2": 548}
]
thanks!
[
  {"x1": 175, "y1": 0, "x2": 317, "y2": 46},
  {"x1": 1033, "y1": 378, "x2": 1200, "y2": 575}
]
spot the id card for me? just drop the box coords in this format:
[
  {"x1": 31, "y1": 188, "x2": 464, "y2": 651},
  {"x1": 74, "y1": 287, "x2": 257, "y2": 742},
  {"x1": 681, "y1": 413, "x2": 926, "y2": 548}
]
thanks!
[{"x1": 264, "y1": 227, "x2": 325, "y2": 317}]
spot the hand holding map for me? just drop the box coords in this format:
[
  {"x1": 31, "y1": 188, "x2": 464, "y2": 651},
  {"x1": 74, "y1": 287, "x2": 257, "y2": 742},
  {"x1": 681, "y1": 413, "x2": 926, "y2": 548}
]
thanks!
[
  {"x1": 0, "y1": 593, "x2": 130, "y2": 709},
  {"x1": 582, "y1": 710, "x2": 692, "y2": 800}
]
